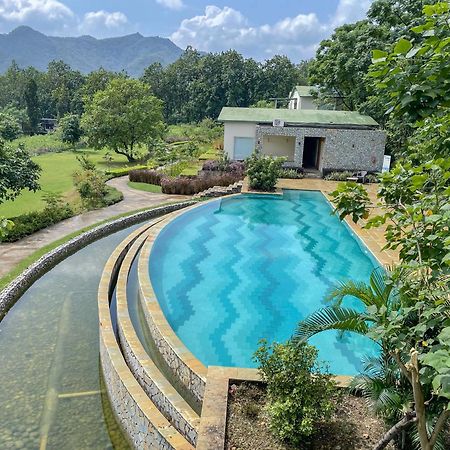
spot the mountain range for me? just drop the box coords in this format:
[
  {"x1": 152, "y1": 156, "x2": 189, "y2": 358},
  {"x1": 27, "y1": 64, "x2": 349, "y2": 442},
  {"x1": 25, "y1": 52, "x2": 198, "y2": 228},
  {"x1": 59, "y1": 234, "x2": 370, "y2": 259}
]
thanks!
[{"x1": 0, "y1": 26, "x2": 184, "y2": 77}]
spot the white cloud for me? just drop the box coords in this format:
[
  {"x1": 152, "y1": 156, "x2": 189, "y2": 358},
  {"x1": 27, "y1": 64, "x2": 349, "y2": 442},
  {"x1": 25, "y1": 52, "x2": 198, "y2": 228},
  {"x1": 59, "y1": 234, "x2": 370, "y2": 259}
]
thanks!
[
  {"x1": 79, "y1": 10, "x2": 129, "y2": 37},
  {"x1": 171, "y1": 1, "x2": 374, "y2": 60},
  {"x1": 0, "y1": 0, "x2": 75, "y2": 33},
  {"x1": 332, "y1": 0, "x2": 373, "y2": 27},
  {"x1": 0, "y1": 0, "x2": 130, "y2": 37},
  {"x1": 156, "y1": 0, "x2": 184, "y2": 11}
]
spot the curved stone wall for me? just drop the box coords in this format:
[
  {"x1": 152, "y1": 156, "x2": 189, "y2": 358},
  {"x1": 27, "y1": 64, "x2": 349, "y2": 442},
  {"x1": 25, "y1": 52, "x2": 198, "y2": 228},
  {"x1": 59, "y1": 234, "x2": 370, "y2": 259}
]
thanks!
[
  {"x1": 98, "y1": 223, "x2": 194, "y2": 450},
  {"x1": 115, "y1": 227, "x2": 200, "y2": 445},
  {"x1": 137, "y1": 206, "x2": 210, "y2": 404},
  {"x1": 0, "y1": 201, "x2": 195, "y2": 320}
]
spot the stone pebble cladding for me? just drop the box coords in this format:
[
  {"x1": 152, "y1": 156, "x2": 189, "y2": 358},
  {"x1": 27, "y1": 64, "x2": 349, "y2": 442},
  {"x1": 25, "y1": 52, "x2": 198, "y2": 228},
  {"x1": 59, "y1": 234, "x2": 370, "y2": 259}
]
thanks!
[
  {"x1": 256, "y1": 125, "x2": 386, "y2": 172},
  {"x1": 115, "y1": 230, "x2": 200, "y2": 446},
  {"x1": 138, "y1": 208, "x2": 211, "y2": 405},
  {"x1": 98, "y1": 223, "x2": 194, "y2": 450},
  {"x1": 0, "y1": 202, "x2": 195, "y2": 320}
]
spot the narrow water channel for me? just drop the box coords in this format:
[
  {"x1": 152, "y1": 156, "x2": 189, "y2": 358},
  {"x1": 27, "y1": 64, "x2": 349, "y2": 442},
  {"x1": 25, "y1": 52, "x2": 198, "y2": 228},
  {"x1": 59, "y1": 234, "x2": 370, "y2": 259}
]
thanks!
[{"x1": 0, "y1": 225, "x2": 142, "y2": 450}]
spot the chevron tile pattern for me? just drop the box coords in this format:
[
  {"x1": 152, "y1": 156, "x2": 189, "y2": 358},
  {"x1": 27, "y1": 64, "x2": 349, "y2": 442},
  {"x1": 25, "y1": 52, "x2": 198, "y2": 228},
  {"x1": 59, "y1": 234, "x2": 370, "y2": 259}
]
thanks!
[{"x1": 149, "y1": 191, "x2": 378, "y2": 375}]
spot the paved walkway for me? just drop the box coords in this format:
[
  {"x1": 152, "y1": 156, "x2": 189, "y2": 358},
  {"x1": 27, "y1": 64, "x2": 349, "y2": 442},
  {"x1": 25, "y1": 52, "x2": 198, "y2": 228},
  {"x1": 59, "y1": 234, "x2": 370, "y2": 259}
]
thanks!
[{"x1": 0, "y1": 177, "x2": 189, "y2": 278}]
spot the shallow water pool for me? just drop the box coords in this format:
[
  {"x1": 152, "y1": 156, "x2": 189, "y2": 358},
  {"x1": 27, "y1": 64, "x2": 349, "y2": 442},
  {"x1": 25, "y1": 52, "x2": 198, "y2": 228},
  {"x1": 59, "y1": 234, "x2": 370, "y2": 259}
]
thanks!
[{"x1": 150, "y1": 191, "x2": 378, "y2": 375}]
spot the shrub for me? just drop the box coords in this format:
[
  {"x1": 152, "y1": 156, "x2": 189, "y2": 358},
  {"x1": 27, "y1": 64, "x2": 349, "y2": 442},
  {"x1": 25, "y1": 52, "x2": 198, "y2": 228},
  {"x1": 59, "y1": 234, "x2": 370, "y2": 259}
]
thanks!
[
  {"x1": 129, "y1": 169, "x2": 164, "y2": 185},
  {"x1": 365, "y1": 173, "x2": 379, "y2": 183},
  {"x1": 104, "y1": 164, "x2": 148, "y2": 179},
  {"x1": 324, "y1": 171, "x2": 354, "y2": 181},
  {"x1": 202, "y1": 159, "x2": 245, "y2": 174},
  {"x1": 161, "y1": 172, "x2": 242, "y2": 195},
  {"x1": 102, "y1": 186, "x2": 123, "y2": 206},
  {"x1": 73, "y1": 156, "x2": 108, "y2": 208},
  {"x1": 254, "y1": 339, "x2": 336, "y2": 445},
  {"x1": 2, "y1": 193, "x2": 74, "y2": 242},
  {"x1": 279, "y1": 168, "x2": 304, "y2": 179},
  {"x1": 246, "y1": 152, "x2": 284, "y2": 191}
]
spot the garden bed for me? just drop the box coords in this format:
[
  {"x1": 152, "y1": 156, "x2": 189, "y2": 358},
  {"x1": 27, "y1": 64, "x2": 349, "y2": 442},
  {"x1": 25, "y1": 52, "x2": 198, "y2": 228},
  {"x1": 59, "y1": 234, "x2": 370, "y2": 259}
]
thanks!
[{"x1": 226, "y1": 382, "x2": 394, "y2": 450}]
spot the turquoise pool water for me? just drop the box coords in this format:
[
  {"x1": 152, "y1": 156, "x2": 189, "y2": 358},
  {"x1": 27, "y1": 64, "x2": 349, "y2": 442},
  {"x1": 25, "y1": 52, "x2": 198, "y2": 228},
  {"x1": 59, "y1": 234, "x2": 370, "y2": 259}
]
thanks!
[{"x1": 149, "y1": 190, "x2": 379, "y2": 375}]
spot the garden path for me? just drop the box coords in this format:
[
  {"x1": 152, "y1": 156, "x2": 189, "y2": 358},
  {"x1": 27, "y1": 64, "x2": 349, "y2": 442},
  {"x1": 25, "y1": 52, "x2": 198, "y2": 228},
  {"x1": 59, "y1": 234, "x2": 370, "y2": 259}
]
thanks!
[{"x1": 0, "y1": 177, "x2": 189, "y2": 278}]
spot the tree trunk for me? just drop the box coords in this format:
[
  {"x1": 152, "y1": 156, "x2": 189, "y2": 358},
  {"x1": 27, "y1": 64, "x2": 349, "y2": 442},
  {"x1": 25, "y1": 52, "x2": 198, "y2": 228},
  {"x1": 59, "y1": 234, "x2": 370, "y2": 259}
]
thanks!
[
  {"x1": 373, "y1": 413, "x2": 416, "y2": 450},
  {"x1": 409, "y1": 349, "x2": 432, "y2": 450},
  {"x1": 114, "y1": 148, "x2": 136, "y2": 162}
]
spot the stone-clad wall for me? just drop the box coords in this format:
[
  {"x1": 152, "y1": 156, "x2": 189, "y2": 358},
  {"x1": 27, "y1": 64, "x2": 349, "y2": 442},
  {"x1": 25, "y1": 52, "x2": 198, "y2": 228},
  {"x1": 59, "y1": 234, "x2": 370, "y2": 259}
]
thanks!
[
  {"x1": 98, "y1": 224, "x2": 194, "y2": 450},
  {"x1": 256, "y1": 125, "x2": 386, "y2": 172},
  {"x1": 100, "y1": 335, "x2": 188, "y2": 450},
  {"x1": 138, "y1": 214, "x2": 208, "y2": 406},
  {"x1": 115, "y1": 231, "x2": 200, "y2": 446}
]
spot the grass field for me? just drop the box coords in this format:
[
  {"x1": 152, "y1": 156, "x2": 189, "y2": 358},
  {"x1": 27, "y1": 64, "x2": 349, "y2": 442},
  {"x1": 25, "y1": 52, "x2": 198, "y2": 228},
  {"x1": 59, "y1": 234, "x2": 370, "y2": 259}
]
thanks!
[
  {"x1": 0, "y1": 144, "x2": 135, "y2": 218},
  {"x1": 127, "y1": 182, "x2": 162, "y2": 193},
  {"x1": 1, "y1": 132, "x2": 219, "y2": 218}
]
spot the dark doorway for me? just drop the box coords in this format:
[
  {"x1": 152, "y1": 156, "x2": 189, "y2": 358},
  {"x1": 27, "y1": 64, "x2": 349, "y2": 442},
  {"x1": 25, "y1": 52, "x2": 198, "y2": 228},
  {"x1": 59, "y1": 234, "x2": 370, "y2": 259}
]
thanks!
[{"x1": 302, "y1": 137, "x2": 323, "y2": 169}]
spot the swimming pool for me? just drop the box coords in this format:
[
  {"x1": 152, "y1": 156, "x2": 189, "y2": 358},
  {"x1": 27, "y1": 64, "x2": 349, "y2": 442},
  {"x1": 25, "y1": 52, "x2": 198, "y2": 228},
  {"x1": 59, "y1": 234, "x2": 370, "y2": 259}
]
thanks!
[{"x1": 149, "y1": 190, "x2": 378, "y2": 375}]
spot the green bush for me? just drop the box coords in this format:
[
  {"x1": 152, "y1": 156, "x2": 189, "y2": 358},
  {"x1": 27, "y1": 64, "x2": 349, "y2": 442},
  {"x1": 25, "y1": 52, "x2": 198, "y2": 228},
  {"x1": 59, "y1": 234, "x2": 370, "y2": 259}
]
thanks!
[
  {"x1": 73, "y1": 156, "x2": 109, "y2": 208},
  {"x1": 2, "y1": 193, "x2": 74, "y2": 242},
  {"x1": 254, "y1": 339, "x2": 336, "y2": 445},
  {"x1": 102, "y1": 186, "x2": 123, "y2": 206},
  {"x1": 324, "y1": 171, "x2": 354, "y2": 181},
  {"x1": 104, "y1": 164, "x2": 148, "y2": 179},
  {"x1": 279, "y1": 168, "x2": 304, "y2": 179},
  {"x1": 246, "y1": 152, "x2": 284, "y2": 191}
]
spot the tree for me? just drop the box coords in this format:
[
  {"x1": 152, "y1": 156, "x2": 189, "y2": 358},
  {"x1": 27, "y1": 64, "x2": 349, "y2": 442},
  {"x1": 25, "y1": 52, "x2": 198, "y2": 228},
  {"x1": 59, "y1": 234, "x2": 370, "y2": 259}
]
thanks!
[
  {"x1": 24, "y1": 77, "x2": 40, "y2": 134},
  {"x1": 0, "y1": 139, "x2": 40, "y2": 203},
  {"x1": 81, "y1": 68, "x2": 126, "y2": 106},
  {"x1": 309, "y1": 20, "x2": 389, "y2": 112},
  {"x1": 59, "y1": 114, "x2": 82, "y2": 148},
  {"x1": 295, "y1": 7, "x2": 450, "y2": 449},
  {"x1": 45, "y1": 61, "x2": 84, "y2": 118},
  {"x1": 82, "y1": 78, "x2": 164, "y2": 162},
  {"x1": 0, "y1": 112, "x2": 22, "y2": 141}
]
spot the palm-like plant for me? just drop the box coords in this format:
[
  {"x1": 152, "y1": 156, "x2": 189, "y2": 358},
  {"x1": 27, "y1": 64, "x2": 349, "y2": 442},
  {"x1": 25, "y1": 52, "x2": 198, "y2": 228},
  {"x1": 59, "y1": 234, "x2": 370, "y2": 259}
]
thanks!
[{"x1": 294, "y1": 267, "x2": 399, "y2": 343}]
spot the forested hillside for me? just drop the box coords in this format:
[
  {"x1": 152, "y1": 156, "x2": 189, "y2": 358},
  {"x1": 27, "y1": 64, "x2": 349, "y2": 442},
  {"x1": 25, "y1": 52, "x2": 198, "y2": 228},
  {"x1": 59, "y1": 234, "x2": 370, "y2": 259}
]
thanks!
[{"x1": 0, "y1": 26, "x2": 183, "y2": 77}]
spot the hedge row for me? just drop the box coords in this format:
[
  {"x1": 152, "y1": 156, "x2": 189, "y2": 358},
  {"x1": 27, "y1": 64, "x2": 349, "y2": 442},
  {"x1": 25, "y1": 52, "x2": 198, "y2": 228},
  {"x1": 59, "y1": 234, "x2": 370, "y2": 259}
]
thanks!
[
  {"x1": 161, "y1": 173, "x2": 242, "y2": 195},
  {"x1": 1, "y1": 204, "x2": 74, "y2": 242},
  {"x1": 129, "y1": 168, "x2": 242, "y2": 195}
]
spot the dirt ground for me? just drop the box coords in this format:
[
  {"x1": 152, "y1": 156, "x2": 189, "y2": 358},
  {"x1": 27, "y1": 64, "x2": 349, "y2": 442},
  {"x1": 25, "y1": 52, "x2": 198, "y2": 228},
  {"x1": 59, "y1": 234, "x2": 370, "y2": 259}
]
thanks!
[{"x1": 226, "y1": 382, "x2": 395, "y2": 450}]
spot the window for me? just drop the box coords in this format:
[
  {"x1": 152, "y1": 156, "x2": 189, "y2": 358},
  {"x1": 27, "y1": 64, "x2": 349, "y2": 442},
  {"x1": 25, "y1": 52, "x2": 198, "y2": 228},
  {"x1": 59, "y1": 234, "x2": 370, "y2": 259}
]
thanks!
[{"x1": 234, "y1": 137, "x2": 255, "y2": 160}]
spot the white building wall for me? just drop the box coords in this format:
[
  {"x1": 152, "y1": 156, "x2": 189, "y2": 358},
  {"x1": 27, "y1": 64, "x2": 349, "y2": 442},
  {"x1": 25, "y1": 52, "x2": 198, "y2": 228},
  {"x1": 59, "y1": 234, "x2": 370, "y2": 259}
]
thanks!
[
  {"x1": 261, "y1": 135, "x2": 295, "y2": 160},
  {"x1": 288, "y1": 91, "x2": 300, "y2": 109},
  {"x1": 299, "y1": 96, "x2": 318, "y2": 110},
  {"x1": 223, "y1": 122, "x2": 257, "y2": 159}
]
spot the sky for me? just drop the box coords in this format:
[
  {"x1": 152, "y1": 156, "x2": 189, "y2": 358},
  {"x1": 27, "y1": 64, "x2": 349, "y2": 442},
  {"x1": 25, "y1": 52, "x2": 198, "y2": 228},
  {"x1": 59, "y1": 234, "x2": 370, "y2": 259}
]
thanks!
[{"x1": 0, "y1": 0, "x2": 374, "y2": 61}]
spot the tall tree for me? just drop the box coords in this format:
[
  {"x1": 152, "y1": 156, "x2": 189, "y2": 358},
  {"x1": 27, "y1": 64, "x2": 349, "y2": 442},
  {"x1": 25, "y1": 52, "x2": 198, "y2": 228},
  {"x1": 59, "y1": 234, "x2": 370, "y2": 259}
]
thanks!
[
  {"x1": 23, "y1": 77, "x2": 40, "y2": 134},
  {"x1": 82, "y1": 78, "x2": 164, "y2": 162}
]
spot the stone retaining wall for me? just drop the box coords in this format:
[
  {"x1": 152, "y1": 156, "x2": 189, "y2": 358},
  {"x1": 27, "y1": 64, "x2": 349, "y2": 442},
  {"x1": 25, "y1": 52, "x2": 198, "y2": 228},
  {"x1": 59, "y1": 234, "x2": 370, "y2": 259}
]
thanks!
[
  {"x1": 0, "y1": 201, "x2": 195, "y2": 320},
  {"x1": 98, "y1": 224, "x2": 194, "y2": 450},
  {"x1": 137, "y1": 209, "x2": 209, "y2": 405},
  {"x1": 115, "y1": 231, "x2": 200, "y2": 446}
]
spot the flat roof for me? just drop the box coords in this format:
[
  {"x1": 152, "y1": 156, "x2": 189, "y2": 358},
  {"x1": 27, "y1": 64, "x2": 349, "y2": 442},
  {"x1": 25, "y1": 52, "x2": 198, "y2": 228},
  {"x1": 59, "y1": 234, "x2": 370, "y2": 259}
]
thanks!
[{"x1": 218, "y1": 107, "x2": 379, "y2": 127}]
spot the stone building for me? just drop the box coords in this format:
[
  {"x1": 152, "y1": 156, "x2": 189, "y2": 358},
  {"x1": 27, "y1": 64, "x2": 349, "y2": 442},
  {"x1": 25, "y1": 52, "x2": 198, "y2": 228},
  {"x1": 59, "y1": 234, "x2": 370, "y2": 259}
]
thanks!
[{"x1": 218, "y1": 107, "x2": 386, "y2": 174}]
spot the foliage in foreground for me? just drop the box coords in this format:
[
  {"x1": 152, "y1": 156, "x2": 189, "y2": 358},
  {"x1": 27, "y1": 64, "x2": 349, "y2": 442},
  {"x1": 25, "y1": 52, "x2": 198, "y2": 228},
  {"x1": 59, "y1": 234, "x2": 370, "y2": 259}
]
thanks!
[
  {"x1": 254, "y1": 339, "x2": 336, "y2": 445},
  {"x1": 246, "y1": 152, "x2": 284, "y2": 192}
]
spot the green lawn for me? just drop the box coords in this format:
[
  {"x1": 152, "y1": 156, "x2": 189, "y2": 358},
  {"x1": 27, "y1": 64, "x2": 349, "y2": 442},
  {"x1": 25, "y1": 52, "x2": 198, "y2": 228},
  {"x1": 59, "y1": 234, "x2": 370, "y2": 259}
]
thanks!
[
  {"x1": 127, "y1": 182, "x2": 162, "y2": 193},
  {"x1": 0, "y1": 146, "x2": 134, "y2": 218}
]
